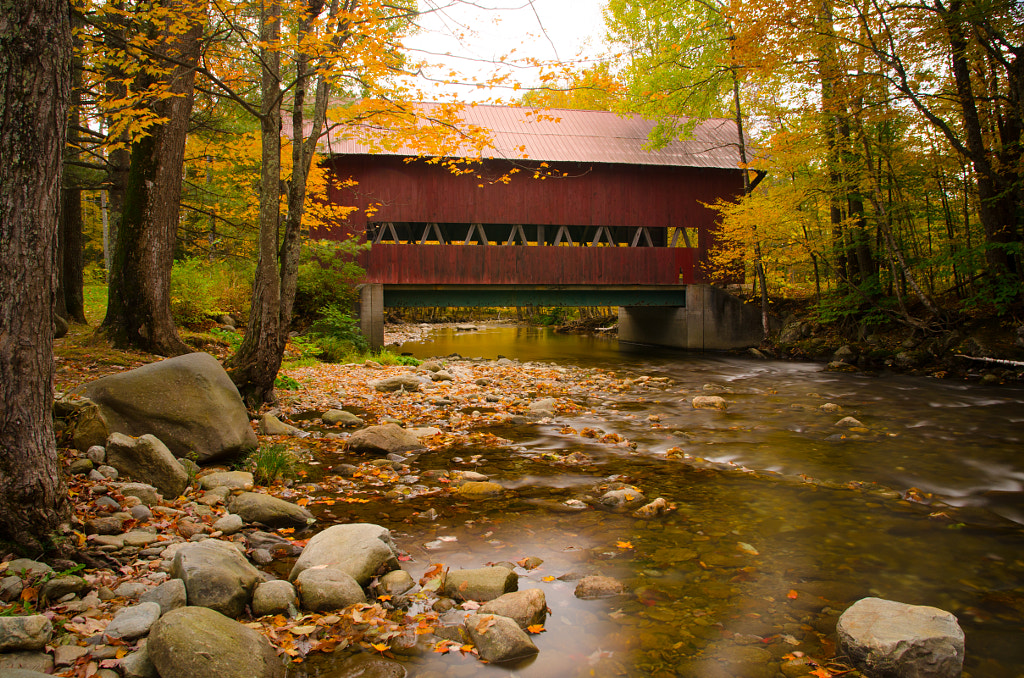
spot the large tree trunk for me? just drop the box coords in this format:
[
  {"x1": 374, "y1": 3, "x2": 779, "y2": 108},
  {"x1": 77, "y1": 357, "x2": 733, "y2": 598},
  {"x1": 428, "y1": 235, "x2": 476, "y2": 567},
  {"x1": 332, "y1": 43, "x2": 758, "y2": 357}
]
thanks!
[
  {"x1": 101, "y1": 0, "x2": 203, "y2": 356},
  {"x1": 228, "y1": 0, "x2": 284, "y2": 407},
  {"x1": 0, "y1": 0, "x2": 73, "y2": 552}
]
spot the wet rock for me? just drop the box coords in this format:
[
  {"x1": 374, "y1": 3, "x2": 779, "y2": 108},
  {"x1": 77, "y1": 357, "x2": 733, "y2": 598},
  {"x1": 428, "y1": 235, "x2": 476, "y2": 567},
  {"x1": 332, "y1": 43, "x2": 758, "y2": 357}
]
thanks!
[
  {"x1": 527, "y1": 398, "x2": 558, "y2": 416},
  {"x1": 213, "y1": 513, "x2": 244, "y2": 536},
  {"x1": 632, "y1": 497, "x2": 669, "y2": 518},
  {"x1": 199, "y1": 471, "x2": 254, "y2": 491},
  {"x1": 574, "y1": 576, "x2": 625, "y2": 599},
  {"x1": 289, "y1": 523, "x2": 399, "y2": 586},
  {"x1": 139, "y1": 578, "x2": 187, "y2": 615},
  {"x1": 260, "y1": 413, "x2": 301, "y2": 436},
  {"x1": 833, "y1": 345, "x2": 856, "y2": 362},
  {"x1": 171, "y1": 540, "x2": 261, "y2": 617},
  {"x1": 456, "y1": 481, "x2": 504, "y2": 498},
  {"x1": 835, "y1": 416, "x2": 864, "y2": 428},
  {"x1": 321, "y1": 409, "x2": 363, "y2": 426},
  {"x1": 691, "y1": 395, "x2": 727, "y2": 410},
  {"x1": 246, "y1": 531, "x2": 303, "y2": 558},
  {"x1": 819, "y1": 403, "x2": 842, "y2": 413},
  {"x1": 77, "y1": 353, "x2": 258, "y2": 462},
  {"x1": 346, "y1": 424, "x2": 426, "y2": 455},
  {"x1": 105, "y1": 433, "x2": 188, "y2": 499},
  {"x1": 0, "y1": 615, "x2": 52, "y2": 651},
  {"x1": 228, "y1": 492, "x2": 315, "y2": 528},
  {"x1": 442, "y1": 566, "x2": 517, "y2": 602},
  {"x1": 328, "y1": 654, "x2": 407, "y2": 677},
  {"x1": 148, "y1": 606, "x2": 284, "y2": 678},
  {"x1": 465, "y1": 613, "x2": 538, "y2": 663},
  {"x1": 370, "y1": 375, "x2": 429, "y2": 393},
  {"x1": 598, "y1": 487, "x2": 647, "y2": 511},
  {"x1": 252, "y1": 580, "x2": 298, "y2": 617},
  {"x1": 378, "y1": 569, "x2": 415, "y2": 597},
  {"x1": 478, "y1": 589, "x2": 547, "y2": 629},
  {"x1": 837, "y1": 597, "x2": 964, "y2": 678},
  {"x1": 104, "y1": 601, "x2": 161, "y2": 641},
  {"x1": 295, "y1": 568, "x2": 366, "y2": 612}
]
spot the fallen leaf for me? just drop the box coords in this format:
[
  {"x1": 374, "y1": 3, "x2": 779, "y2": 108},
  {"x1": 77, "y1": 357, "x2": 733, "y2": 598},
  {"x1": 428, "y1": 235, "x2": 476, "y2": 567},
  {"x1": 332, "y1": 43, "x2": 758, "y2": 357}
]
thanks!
[
  {"x1": 787, "y1": 590, "x2": 799, "y2": 599},
  {"x1": 616, "y1": 541, "x2": 633, "y2": 549},
  {"x1": 370, "y1": 642, "x2": 389, "y2": 653},
  {"x1": 526, "y1": 624, "x2": 545, "y2": 633},
  {"x1": 541, "y1": 576, "x2": 556, "y2": 582}
]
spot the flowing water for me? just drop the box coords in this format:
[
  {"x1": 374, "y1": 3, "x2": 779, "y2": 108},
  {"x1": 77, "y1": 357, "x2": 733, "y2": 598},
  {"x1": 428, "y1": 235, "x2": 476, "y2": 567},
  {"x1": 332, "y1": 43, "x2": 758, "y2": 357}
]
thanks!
[{"x1": 297, "y1": 325, "x2": 1024, "y2": 678}]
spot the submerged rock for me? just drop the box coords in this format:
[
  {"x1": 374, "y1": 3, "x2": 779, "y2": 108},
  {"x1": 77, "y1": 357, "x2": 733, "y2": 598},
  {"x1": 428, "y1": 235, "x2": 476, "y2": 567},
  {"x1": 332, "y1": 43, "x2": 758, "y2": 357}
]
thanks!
[
  {"x1": 837, "y1": 597, "x2": 964, "y2": 678},
  {"x1": 574, "y1": 576, "x2": 625, "y2": 599},
  {"x1": 691, "y1": 395, "x2": 727, "y2": 411}
]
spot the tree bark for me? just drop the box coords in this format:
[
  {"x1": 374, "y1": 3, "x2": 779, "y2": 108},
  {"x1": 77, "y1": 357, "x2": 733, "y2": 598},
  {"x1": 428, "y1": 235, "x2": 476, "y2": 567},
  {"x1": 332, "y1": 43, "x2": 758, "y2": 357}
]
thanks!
[
  {"x1": 101, "y1": 0, "x2": 204, "y2": 356},
  {"x1": 0, "y1": 0, "x2": 73, "y2": 552}
]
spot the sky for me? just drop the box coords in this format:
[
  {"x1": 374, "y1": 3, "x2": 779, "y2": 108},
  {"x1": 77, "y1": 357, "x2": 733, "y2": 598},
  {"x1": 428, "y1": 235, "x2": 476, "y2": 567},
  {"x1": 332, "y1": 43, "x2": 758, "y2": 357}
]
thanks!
[{"x1": 404, "y1": 0, "x2": 610, "y2": 102}]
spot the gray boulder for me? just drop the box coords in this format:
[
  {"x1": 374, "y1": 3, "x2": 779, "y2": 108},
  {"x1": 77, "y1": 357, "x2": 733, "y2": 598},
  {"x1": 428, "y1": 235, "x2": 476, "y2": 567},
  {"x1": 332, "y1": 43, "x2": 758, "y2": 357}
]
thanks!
[
  {"x1": 345, "y1": 424, "x2": 425, "y2": 455},
  {"x1": 170, "y1": 540, "x2": 261, "y2": 617},
  {"x1": 465, "y1": 613, "x2": 538, "y2": 663},
  {"x1": 139, "y1": 578, "x2": 187, "y2": 615},
  {"x1": 105, "y1": 433, "x2": 188, "y2": 499},
  {"x1": 76, "y1": 352, "x2": 258, "y2": 463},
  {"x1": 148, "y1": 606, "x2": 284, "y2": 678},
  {"x1": 228, "y1": 492, "x2": 315, "y2": 528},
  {"x1": 478, "y1": 589, "x2": 547, "y2": 629},
  {"x1": 251, "y1": 580, "x2": 298, "y2": 617},
  {"x1": 442, "y1": 567, "x2": 517, "y2": 602},
  {"x1": 321, "y1": 409, "x2": 363, "y2": 426},
  {"x1": 213, "y1": 513, "x2": 244, "y2": 536},
  {"x1": 837, "y1": 597, "x2": 964, "y2": 678},
  {"x1": 289, "y1": 523, "x2": 399, "y2": 586},
  {"x1": 0, "y1": 615, "x2": 51, "y2": 652},
  {"x1": 199, "y1": 471, "x2": 253, "y2": 491},
  {"x1": 104, "y1": 602, "x2": 161, "y2": 641},
  {"x1": 294, "y1": 569, "x2": 366, "y2": 612},
  {"x1": 370, "y1": 375, "x2": 429, "y2": 393}
]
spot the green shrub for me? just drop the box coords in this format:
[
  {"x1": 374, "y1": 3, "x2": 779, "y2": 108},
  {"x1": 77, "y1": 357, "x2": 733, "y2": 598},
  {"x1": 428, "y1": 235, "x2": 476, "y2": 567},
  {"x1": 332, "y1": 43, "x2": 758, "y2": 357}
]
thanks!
[
  {"x1": 170, "y1": 258, "x2": 254, "y2": 328},
  {"x1": 246, "y1": 444, "x2": 297, "y2": 486},
  {"x1": 294, "y1": 239, "x2": 366, "y2": 321},
  {"x1": 307, "y1": 303, "x2": 368, "y2": 361}
]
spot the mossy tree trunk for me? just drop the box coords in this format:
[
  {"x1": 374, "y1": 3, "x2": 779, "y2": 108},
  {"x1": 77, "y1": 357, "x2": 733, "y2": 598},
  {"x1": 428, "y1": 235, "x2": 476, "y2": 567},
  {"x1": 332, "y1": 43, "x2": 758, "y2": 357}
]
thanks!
[{"x1": 0, "y1": 0, "x2": 73, "y2": 552}]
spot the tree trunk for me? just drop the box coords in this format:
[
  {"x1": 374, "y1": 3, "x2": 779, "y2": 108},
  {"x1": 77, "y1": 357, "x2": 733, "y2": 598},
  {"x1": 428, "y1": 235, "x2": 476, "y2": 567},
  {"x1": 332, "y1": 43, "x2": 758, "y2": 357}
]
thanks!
[
  {"x1": 228, "y1": 0, "x2": 284, "y2": 407},
  {"x1": 59, "y1": 185, "x2": 87, "y2": 324},
  {"x1": 0, "y1": 0, "x2": 73, "y2": 552},
  {"x1": 101, "y1": 0, "x2": 204, "y2": 356}
]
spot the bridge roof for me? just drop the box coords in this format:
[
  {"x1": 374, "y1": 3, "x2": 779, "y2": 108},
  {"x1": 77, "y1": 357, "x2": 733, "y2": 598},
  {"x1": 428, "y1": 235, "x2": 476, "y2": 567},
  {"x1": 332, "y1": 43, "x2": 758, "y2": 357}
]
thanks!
[{"x1": 317, "y1": 104, "x2": 744, "y2": 170}]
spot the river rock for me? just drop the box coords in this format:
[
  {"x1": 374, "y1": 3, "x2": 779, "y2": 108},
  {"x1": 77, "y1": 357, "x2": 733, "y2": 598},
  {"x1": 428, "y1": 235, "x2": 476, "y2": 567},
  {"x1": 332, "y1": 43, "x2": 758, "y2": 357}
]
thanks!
[
  {"x1": 456, "y1": 481, "x2": 504, "y2": 498},
  {"x1": 1, "y1": 576, "x2": 23, "y2": 602},
  {"x1": 117, "y1": 482, "x2": 161, "y2": 506},
  {"x1": 691, "y1": 395, "x2": 727, "y2": 410},
  {"x1": 289, "y1": 523, "x2": 399, "y2": 586},
  {"x1": 836, "y1": 416, "x2": 864, "y2": 428},
  {"x1": 0, "y1": 615, "x2": 52, "y2": 651},
  {"x1": 442, "y1": 567, "x2": 517, "y2": 602},
  {"x1": 321, "y1": 409, "x2": 363, "y2": 426},
  {"x1": 252, "y1": 580, "x2": 298, "y2": 617},
  {"x1": 527, "y1": 398, "x2": 558, "y2": 416},
  {"x1": 295, "y1": 568, "x2": 366, "y2": 612},
  {"x1": 574, "y1": 575, "x2": 625, "y2": 599},
  {"x1": 228, "y1": 492, "x2": 315, "y2": 528},
  {"x1": 213, "y1": 513, "x2": 244, "y2": 535},
  {"x1": 598, "y1": 486, "x2": 647, "y2": 511},
  {"x1": 105, "y1": 433, "x2": 188, "y2": 499},
  {"x1": 170, "y1": 540, "x2": 261, "y2": 617},
  {"x1": 465, "y1": 613, "x2": 538, "y2": 663},
  {"x1": 200, "y1": 471, "x2": 254, "y2": 491},
  {"x1": 104, "y1": 602, "x2": 161, "y2": 641},
  {"x1": 148, "y1": 606, "x2": 284, "y2": 678},
  {"x1": 75, "y1": 352, "x2": 258, "y2": 463},
  {"x1": 378, "y1": 569, "x2": 415, "y2": 597},
  {"x1": 139, "y1": 578, "x2": 187, "y2": 615},
  {"x1": 39, "y1": 575, "x2": 88, "y2": 603},
  {"x1": 478, "y1": 589, "x2": 546, "y2": 628},
  {"x1": 120, "y1": 642, "x2": 158, "y2": 678},
  {"x1": 345, "y1": 424, "x2": 426, "y2": 455},
  {"x1": 247, "y1": 531, "x2": 304, "y2": 558},
  {"x1": 3, "y1": 560, "x2": 51, "y2": 578},
  {"x1": 837, "y1": 597, "x2": 964, "y2": 678},
  {"x1": 370, "y1": 375, "x2": 429, "y2": 393},
  {"x1": 0, "y1": 660, "x2": 55, "y2": 675},
  {"x1": 260, "y1": 414, "x2": 301, "y2": 436},
  {"x1": 69, "y1": 458, "x2": 94, "y2": 475},
  {"x1": 326, "y1": 654, "x2": 407, "y2": 678}
]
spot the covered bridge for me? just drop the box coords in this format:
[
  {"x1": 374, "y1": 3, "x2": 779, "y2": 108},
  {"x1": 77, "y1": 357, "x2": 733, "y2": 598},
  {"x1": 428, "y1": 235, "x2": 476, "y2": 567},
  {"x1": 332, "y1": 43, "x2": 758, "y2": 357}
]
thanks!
[{"x1": 313, "y1": 104, "x2": 763, "y2": 349}]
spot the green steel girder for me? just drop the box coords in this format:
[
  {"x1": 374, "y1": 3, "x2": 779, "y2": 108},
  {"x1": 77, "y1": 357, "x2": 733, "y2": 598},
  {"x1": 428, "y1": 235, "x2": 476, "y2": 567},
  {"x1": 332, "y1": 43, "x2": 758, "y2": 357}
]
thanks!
[{"x1": 382, "y1": 285, "x2": 687, "y2": 308}]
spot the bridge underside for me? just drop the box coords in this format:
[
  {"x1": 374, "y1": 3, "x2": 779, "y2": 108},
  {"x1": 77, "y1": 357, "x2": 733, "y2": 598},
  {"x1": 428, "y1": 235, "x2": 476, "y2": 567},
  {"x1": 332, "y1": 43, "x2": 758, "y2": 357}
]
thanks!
[{"x1": 382, "y1": 284, "x2": 687, "y2": 308}]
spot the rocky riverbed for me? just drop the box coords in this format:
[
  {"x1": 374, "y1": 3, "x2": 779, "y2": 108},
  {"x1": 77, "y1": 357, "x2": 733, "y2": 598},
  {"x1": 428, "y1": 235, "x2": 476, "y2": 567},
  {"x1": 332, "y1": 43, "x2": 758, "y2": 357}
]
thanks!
[{"x1": 3, "y1": 350, "x2": 1019, "y2": 678}]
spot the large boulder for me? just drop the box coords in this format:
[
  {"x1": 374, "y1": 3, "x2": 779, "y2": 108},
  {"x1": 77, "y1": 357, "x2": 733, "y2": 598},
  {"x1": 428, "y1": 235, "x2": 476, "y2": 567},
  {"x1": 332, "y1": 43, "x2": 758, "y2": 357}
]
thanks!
[
  {"x1": 294, "y1": 569, "x2": 366, "y2": 612},
  {"x1": 464, "y1": 613, "x2": 538, "y2": 663},
  {"x1": 170, "y1": 540, "x2": 261, "y2": 618},
  {"x1": 0, "y1": 615, "x2": 51, "y2": 652},
  {"x1": 289, "y1": 523, "x2": 399, "y2": 586},
  {"x1": 837, "y1": 597, "x2": 965, "y2": 678},
  {"x1": 442, "y1": 567, "x2": 517, "y2": 602},
  {"x1": 147, "y1": 606, "x2": 283, "y2": 678},
  {"x1": 75, "y1": 352, "x2": 257, "y2": 463},
  {"x1": 228, "y1": 492, "x2": 315, "y2": 528},
  {"x1": 105, "y1": 433, "x2": 188, "y2": 499},
  {"x1": 345, "y1": 424, "x2": 425, "y2": 455}
]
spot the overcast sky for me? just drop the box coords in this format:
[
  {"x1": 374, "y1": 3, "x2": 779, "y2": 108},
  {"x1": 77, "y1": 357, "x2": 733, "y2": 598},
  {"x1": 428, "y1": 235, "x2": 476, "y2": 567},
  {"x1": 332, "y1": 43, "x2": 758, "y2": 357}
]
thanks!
[{"x1": 404, "y1": 0, "x2": 610, "y2": 102}]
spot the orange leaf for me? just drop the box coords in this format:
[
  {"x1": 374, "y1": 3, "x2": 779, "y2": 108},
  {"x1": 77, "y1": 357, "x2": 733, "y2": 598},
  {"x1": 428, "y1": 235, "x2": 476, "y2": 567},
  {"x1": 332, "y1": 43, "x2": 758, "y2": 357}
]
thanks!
[
  {"x1": 297, "y1": 498, "x2": 310, "y2": 507},
  {"x1": 616, "y1": 540, "x2": 633, "y2": 549},
  {"x1": 377, "y1": 594, "x2": 392, "y2": 601},
  {"x1": 810, "y1": 669, "x2": 832, "y2": 678},
  {"x1": 787, "y1": 590, "x2": 799, "y2": 599},
  {"x1": 541, "y1": 576, "x2": 555, "y2": 582},
  {"x1": 526, "y1": 624, "x2": 545, "y2": 634}
]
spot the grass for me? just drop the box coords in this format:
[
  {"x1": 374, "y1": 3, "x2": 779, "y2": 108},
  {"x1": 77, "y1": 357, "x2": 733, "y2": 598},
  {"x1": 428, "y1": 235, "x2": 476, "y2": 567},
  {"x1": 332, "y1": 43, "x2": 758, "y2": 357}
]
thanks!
[{"x1": 245, "y1": 444, "x2": 297, "y2": 486}]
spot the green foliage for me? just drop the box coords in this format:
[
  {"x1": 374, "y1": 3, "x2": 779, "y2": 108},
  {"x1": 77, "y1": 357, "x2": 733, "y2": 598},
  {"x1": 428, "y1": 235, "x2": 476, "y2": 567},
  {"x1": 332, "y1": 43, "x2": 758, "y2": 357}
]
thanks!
[
  {"x1": 210, "y1": 327, "x2": 243, "y2": 350},
  {"x1": 536, "y1": 308, "x2": 568, "y2": 326},
  {"x1": 246, "y1": 444, "x2": 297, "y2": 486},
  {"x1": 170, "y1": 257, "x2": 253, "y2": 328},
  {"x1": 274, "y1": 374, "x2": 301, "y2": 391},
  {"x1": 373, "y1": 350, "x2": 421, "y2": 366},
  {"x1": 294, "y1": 239, "x2": 366, "y2": 321},
  {"x1": 307, "y1": 303, "x2": 369, "y2": 361}
]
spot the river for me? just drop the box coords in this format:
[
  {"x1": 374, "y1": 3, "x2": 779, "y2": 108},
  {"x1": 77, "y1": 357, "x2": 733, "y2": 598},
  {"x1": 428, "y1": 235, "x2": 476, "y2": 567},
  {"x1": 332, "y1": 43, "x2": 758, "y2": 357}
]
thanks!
[{"x1": 299, "y1": 325, "x2": 1024, "y2": 677}]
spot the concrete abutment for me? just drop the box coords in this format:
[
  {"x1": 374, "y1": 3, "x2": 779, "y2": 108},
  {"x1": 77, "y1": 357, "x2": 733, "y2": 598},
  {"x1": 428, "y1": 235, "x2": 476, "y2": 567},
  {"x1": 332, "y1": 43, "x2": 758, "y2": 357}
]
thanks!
[{"x1": 618, "y1": 284, "x2": 764, "y2": 350}]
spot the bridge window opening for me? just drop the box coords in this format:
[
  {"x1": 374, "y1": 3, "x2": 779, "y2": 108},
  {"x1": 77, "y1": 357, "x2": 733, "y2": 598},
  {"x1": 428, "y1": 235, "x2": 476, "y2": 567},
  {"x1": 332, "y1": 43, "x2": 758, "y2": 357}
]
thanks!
[
  {"x1": 668, "y1": 226, "x2": 699, "y2": 248},
  {"x1": 368, "y1": 222, "x2": 682, "y2": 248}
]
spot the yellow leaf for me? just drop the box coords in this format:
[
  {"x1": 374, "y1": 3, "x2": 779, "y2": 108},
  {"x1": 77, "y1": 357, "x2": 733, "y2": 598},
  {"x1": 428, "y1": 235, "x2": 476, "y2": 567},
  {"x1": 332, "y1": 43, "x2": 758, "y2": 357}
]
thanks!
[
  {"x1": 541, "y1": 576, "x2": 556, "y2": 582},
  {"x1": 616, "y1": 541, "x2": 633, "y2": 549},
  {"x1": 370, "y1": 642, "x2": 389, "y2": 653},
  {"x1": 526, "y1": 624, "x2": 545, "y2": 633}
]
